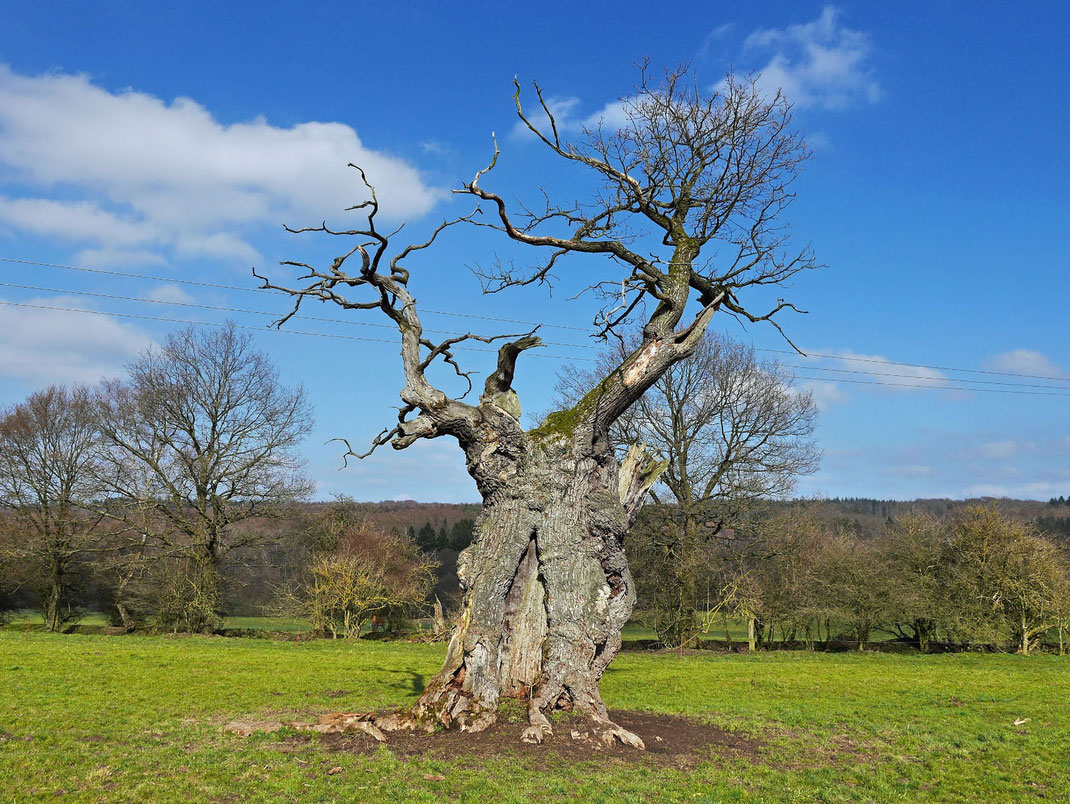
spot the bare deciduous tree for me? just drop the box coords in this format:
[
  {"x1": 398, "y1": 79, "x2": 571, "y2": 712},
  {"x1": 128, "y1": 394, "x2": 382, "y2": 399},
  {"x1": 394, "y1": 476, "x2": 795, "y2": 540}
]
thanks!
[
  {"x1": 95, "y1": 323, "x2": 314, "y2": 629},
  {"x1": 0, "y1": 386, "x2": 106, "y2": 631},
  {"x1": 258, "y1": 65, "x2": 816, "y2": 746},
  {"x1": 878, "y1": 513, "x2": 944, "y2": 651}
]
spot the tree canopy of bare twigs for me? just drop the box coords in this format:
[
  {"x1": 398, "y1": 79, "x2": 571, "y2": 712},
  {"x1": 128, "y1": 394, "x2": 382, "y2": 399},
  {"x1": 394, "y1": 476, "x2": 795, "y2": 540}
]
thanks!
[
  {"x1": 94, "y1": 323, "x2": 314, "y2": 627},
  {"x1": 0, "y1": 385, "x2": 108, "y2": 631}
]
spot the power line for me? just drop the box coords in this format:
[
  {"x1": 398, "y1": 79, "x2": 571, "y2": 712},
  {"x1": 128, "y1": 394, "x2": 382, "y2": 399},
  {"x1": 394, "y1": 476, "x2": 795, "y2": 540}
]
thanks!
[
  {"x1": 791, "y1": 374, "x2": 1070, "y2": 398},
  {"x1": 0, "y1": 280, "x2": 600, "y2": 349},
  {"x1": 779, "y1": 363, "x2": 1070, "y2": 392},
  {"x1": 0, "y1": 299, "x2": 597, "y2": 362},
  {"x1": 0, "y1": 255, "x2": 592, "y2": 332},
  {"x1": 3, "y1": 297, "x2": 1070, "y2": 399},
  {"x1": 6, "y1": 280, "x2": 1070, "y2": 393},
  {"x1": 766, "y1": 347, "x2": 1070, "y2": 384},
  {"x1": 3, "y1": 254, "x2": 1068, "y2": 384}
]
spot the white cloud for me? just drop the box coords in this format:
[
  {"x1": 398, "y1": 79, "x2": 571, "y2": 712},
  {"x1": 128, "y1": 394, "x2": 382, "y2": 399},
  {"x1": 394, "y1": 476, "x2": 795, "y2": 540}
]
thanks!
[
  {"x1": 1018, "y1": 481, "x2": 1070, "y2": 499},
  {"x1": 0, "y1": 196, "x2": 158, "y2": 245},
  {"x1": 74, "y1": 247, "x2": 168, "y2": 269},
  {"x1": 985, "y1": 348, "x2": 1069, "y2": 379},
  {"x1": 799, "y1": 378, "x2": 849, "y2": 410},
  {"x1": 419, "y1": 140, "x2": 450, "y2": 156},
  {"x1": 805, "y1": 130, "x2": 834, "y2": 152},
  {"x1": 144, "y1": 284, "x2": 196, "y2": 305},
  {"x1": 698, "y1": 23, "x2": 736, "y2": 60},
  {"x1": 801, "y1": 349, "x2": 951, "y2": 392},
  {"x1": 886, "y1": 464, "x2": 937, "y2": 477},
  {"x1": 583, "y1": 100, "x2": 632, "y2": 131},
  {"x1": 510, "y1": 93, "x2": 634, "y2": 142},
  {"x1": 510, "y1": 95, "x2": 583, "y2": 140},
  {"x1": 0, "y1": 65, "x2": 442, "y2": 267},
  {"x1": 840, "y1": 350, "x2": 950, "y2": 390},
  {"x1": 172, "y1": 231, "x2": 260, "y2": 263},
  {"x1": 0, "y1": 295, "x2": 151, "y2": 387},
  {"x1": 963, "y1": 480, "x2": 1064, "y2": 500},
  {"x1": 511, "y1": 9, "x2": 879, "y2": 149},
  {"x1": 963, "y1": 483, "x2": 1009, "y2": 498},
  {"x1": 976, "y1": 439, "x2": 1035, "y2": 460},
  {"x1": 743, "y1": 6, "x2": 880, "y2": 110}
]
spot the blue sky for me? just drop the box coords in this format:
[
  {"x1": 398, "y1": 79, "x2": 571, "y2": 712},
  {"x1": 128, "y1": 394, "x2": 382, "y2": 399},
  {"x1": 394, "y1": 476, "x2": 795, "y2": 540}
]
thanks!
[{"x1": 0, "y1": 1, "x2": 1067, "y2": 502}]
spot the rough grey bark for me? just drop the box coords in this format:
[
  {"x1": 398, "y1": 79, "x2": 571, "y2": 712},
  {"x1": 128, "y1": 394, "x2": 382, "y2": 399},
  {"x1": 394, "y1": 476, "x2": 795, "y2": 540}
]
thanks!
[
  {"x1": 407, "y1": 423, "x2": 660, "y2": 745},
  {"x1": 259, "y1": 65, "x2": 814, "y2": 745}
]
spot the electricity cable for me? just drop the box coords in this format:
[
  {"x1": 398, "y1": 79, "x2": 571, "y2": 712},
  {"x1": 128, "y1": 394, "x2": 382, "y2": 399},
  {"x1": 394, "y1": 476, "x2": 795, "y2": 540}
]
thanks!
[
  {"x1": 789, "y1": 374, "x2": 1070, "y2": 397},
  {"x1": 3, "y1": 279, "x2": 1066, "y2": 392},
  {"x1": 0, "y1": 280, "x2": 599, "y2": 349},
  {"x1": 0, "y1": 256, "x2": 592, "y2": 332},
  {"x1": 3, "y1": 255, "x2": 1068, "y2": 385},
  {"x1": 0, "y1": 299, "x2": 596, "y2": 362},
  {"x1": 4, "y1": 297, "x2": 1070, "y2": 398}
]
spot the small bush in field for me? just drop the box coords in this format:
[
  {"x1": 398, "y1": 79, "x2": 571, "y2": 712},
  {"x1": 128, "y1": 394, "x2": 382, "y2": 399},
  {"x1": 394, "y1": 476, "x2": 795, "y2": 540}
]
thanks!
[{"x1": 277, "y1": 510, "x2": 435, "y2": 639}]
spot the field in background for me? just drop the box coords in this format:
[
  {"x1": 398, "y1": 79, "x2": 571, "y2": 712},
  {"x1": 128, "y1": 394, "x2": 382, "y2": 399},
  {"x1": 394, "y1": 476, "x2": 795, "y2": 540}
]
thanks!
[
  {"x1": 2, "y1": 629, "x2": 1067, "y2": 802},
  {"x1": 4, "y1": 613, "x2": 895, "y2": 647}
]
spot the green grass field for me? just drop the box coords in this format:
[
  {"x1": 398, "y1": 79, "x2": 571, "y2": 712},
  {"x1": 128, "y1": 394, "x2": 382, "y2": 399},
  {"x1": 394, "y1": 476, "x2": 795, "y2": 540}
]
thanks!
[
  {"x1": 3, "y1": 611, "x2": 312, "y2": 634},
  {"x1": 1, "y1": 628, "x2": 1067, "y2": 803},
  {"x1": 3, "y1": 611, "x2": 892, "y2": 648}
]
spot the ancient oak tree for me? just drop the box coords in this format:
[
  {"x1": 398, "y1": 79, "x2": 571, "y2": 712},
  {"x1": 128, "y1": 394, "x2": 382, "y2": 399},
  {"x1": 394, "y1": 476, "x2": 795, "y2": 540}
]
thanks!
[{"x1": 258, "y1": 67, "x2": 816, "y2": 746}]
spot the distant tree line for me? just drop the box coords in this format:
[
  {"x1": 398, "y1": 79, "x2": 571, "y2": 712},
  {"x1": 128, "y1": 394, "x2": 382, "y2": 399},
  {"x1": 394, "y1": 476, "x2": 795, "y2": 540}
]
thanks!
[
  {"x1": 1034, "y1": 515, "x2": 1070, "y2": 541},
  {"x1": 0, "y1": 322, "x2": 448, "y2": 637},
  {"x1": 0, "y1": 323, "x2": 318, "y2": 632},
  {"x1": 630, "y1": 503, "x2": 1070, "y2": 655},
  {"x1": 4, "y1": 321, "x2": 1067, "y2": 657},
  {"x1": 407, "y1": 518, "x2": 476, "y2": 553}
]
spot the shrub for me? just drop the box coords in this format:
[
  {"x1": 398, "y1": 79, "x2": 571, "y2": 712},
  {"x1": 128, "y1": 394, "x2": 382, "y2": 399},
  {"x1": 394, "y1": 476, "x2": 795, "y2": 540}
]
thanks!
[{"x1": 277, "y1": 515, "x2": 435, "y2": 639}]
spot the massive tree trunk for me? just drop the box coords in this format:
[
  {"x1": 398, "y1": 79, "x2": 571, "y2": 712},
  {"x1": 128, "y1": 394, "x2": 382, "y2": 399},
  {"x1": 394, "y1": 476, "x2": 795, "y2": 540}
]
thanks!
[{"x1": 402, "y1": 426, "x2": 660, "y2": 747}]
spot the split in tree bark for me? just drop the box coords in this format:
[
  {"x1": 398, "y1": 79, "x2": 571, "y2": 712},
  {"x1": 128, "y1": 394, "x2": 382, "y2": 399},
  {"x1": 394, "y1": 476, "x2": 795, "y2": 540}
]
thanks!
[{"x1": 258, "y1": 64, "x2": 815, "y2": 746}]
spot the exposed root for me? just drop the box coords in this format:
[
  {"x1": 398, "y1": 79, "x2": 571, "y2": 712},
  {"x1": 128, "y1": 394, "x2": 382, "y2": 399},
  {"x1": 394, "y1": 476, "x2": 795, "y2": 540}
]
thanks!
[
  {"x1": 411, "y1": 681, "x2": 501, "y2": 734},
  {"x1": 522, "y1": 703, "x2": 554, "y2": 744},
  {"x1": 303, "y1": 713, "x2": 385, "y2": 741},
  {"x1": 520, "y1": 725, "x2": 546, "y2": 744},
  {"x1": 464, "y1": 712, "x2": 497, "y2": 733},
  {"x1": 598, "y1": 722, "x2": 646, "y2": 750},
  {"x1": 526, "y1": 717, "x2": 646, "y2": 749},
  {"x1": 224, "y1": 708, "x2": 646, "y2": 751}
]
